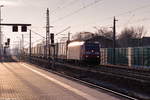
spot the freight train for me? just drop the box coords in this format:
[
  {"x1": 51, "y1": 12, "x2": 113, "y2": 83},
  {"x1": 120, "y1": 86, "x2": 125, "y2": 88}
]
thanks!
[
  {"x1": 24, "y1": 40, "x2": 150, "y2": 68},
  {"x1": 25, "y1": 40, "x2": 100, "y2": 64}
]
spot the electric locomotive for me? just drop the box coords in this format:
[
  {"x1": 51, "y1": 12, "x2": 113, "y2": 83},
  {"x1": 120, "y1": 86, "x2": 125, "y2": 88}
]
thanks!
[{"x1": 67, "y1": 41, "x2": 100, "y2": 64}]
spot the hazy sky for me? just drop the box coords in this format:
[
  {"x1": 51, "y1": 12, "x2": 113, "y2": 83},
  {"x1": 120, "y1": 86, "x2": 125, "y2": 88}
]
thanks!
[{"x1": 0, "y1": 0, "x2": 150, "y2": 47}]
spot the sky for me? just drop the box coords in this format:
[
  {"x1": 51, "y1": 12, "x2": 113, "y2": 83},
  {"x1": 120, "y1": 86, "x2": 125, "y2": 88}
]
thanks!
[{"x1": 0, "y1": 0, "x2": 150, "y2": 48}]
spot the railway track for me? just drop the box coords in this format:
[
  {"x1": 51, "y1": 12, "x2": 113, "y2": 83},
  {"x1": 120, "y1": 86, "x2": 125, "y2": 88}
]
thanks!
[
  {"x1": 94, "y1": 65, "x2": 150, "y2": 82},
  {"x1": 22, "y1": 61, "x2": 138, "y2": 100},
  {"x1": 98, "y1": 64, "x2": 150, "y2": 76},
  {"x1": 22, "y1": 56, "x2": 150, "y2": 100},
  {"x1": 27, "y1": 56, "x2": 150, "y2": 83}
]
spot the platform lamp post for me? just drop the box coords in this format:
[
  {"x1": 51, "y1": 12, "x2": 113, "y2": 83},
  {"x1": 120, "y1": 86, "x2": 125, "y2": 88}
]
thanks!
[{"x1": 0, "y1": 5, "x2": 4, "y2": 58}]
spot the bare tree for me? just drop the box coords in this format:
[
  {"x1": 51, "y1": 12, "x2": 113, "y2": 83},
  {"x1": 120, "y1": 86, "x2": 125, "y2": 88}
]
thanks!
[
  {"x1": 72, "y1": 31, "x2": 94, "y2": 40},
  {"x1": 118, "y1": 26, "x2": 147, "y2": 47},
  {"x1": 72, "y1": 26, "x2": 114, "y2": 41},
  {"x1": 135, "y1": 26, "x2": 147, "y2": 38},
  {"x1": 93, "y1": 26, "x2": 113, "y2": 39}
]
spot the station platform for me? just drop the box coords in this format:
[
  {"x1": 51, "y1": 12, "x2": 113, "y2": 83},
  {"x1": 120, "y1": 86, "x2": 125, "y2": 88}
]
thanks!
[{"x1": 0, "y1": 61, "x2": 126, "y2": 100}]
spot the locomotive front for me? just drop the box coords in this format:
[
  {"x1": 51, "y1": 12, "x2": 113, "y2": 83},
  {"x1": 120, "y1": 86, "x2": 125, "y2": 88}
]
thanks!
[{"x1": 83, "y1": 42, "x2": 100, "y2": 64}]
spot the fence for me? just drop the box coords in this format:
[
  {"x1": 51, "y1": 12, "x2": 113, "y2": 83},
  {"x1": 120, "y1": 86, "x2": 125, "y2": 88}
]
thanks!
[{"x1": 100, "y1": 47, "x2": 150, "y2": 68}]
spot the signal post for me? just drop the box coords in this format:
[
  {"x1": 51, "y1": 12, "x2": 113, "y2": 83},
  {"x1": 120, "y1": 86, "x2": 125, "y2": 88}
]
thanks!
[{"x1": 0, "y1": 23, "x2": 31, "y2": 60}]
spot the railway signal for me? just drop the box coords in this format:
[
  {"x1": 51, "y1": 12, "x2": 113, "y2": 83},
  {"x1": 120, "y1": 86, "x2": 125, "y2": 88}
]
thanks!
[
  {"x1": 50, "y1": 33, "x2": 54, "y2": 44},
  {"x1": 21, "y1": 25, "x2": 27, "y2": 32},
  {"x1": 0, "y1": 23, "x2": 31, "y2": 32},
  {"x1": 5, "y1": 42, "x2": 8, "y2": 46},
  {"x1": 0, "y1": 23, "x2": 31, "y2": 61},
  {"x1": 12, "y1": 25, "x2": 18, "y2": 32},
  {"x1": 4, "y1": 38, "x2": 10, "y2": 47},
  {"x1": 12, "y1": 25, "x2": 27, "y2": 32}
]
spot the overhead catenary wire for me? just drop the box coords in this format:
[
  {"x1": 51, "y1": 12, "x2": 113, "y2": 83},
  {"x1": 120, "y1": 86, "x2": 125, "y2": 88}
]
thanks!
[
  {"x1": 118, "y1": 16, "x2": 150, "y2": 28},
  {"x1": 55, "y1": 26, "x2": 71, "y2": 36},
  {"x1": 119, "y1": 14, "x2": 135, "y2": 28},
  {"x1": 26, "y1": 26, "x2": 71, "y2": 46},
  {"x1": 117, "y1": 3, "x2": 150, "y2": 17},
  {"x1": 24, "y1": 38, "x2": 45, "y2": 48},
  {"x1": 51, "y1": 0, "x2": 81, "y2": 14},
  {"x1": 130, "y1": 17, "x2": 150, "y2": 24},
  {"x1": 21, "y1": 29, "x2": 46, "y2": 48},
  {"x1": 52, "y1": 1, "x2": 150, "y2": 31},
  {"x1": 98, "y1": 3, "x2": 150, "y2": 24},
  {"x1": 27, "y1": 1, "x2": 150, "y2": 46},
  {"x1": 52, "y1": 0, "x2": 103, "y2": 23},
  {"x1": 30, "y1": 30, "x2": 45, "y2": 39},
  {"x1": 117, "y1": 3, "x2": 150, "y2": 27}
]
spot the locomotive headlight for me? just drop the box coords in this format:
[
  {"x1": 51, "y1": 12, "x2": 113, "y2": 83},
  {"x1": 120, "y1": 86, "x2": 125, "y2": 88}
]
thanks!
[
  {"x1": 86, "y1": 55, "x2": 88, "y2": 58},
  {"x1": 97, "y1": 56, "x2": 99, "y2": 58}
]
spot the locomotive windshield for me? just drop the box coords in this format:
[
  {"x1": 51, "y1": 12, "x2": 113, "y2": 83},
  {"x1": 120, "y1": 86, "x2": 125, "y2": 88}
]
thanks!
[{"x1": 85, "y1": 43, "x2": 99, "y2": 51}]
